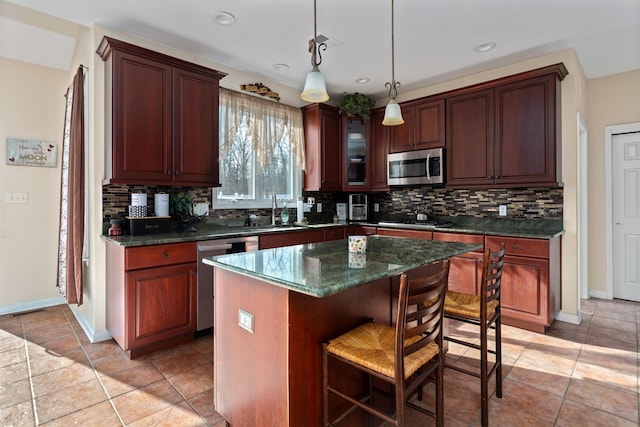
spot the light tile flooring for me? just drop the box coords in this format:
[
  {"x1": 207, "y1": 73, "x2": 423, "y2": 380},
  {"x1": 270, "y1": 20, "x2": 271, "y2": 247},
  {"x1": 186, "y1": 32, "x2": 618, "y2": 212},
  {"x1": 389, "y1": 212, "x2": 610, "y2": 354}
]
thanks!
[{"x1": 1, "y1": 298, "x2": 638, "y2": 426}]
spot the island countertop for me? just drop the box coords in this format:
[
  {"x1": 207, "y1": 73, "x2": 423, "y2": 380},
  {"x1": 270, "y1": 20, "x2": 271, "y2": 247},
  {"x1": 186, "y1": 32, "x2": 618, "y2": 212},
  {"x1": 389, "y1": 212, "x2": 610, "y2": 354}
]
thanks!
[{"x1": 203, "y1": 235, "x2": 481, "y2": 298}]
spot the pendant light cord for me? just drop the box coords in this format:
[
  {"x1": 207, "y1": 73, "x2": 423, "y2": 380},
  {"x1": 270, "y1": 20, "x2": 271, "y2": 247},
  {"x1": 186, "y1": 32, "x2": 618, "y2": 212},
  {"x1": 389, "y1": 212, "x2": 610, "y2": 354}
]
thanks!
[
  {"x1": 309, "y1": 0, "x2": 326, "y2": 67},
  {"x1": 386, "y1": 0, "x2": 400, "y2": 99}
]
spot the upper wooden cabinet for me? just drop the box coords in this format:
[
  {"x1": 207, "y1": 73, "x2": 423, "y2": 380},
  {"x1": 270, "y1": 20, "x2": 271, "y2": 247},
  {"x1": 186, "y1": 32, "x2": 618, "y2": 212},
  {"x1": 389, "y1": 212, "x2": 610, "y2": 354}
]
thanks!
[
  {"x1": 369, "y1": 108, "x2": 389, "y2": 191},
  {"x1": 302, "y1": 103, "x2": 342, "y2": 191},
  {"x1": 388, "y1": 98, "x2": 445, "y2": 153},
  {"x1": 342, "y1": 116, "x2": 369, "y2": 190},
  {"x1": 97, "y1": 37, "x2": 226, "y2": 187},
  {"x1": 446, "y1": 63, "x2": 568, "y2": 188}
]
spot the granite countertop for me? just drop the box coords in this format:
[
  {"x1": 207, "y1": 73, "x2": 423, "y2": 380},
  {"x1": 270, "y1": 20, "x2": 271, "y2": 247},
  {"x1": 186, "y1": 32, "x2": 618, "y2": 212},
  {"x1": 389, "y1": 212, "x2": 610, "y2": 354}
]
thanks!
[
  {"x1": 202, "y1": 235, "x2": 481, "y2": 298},
  {"x1": 101, "y1": 216, "x2": 563, "y2": 247}
]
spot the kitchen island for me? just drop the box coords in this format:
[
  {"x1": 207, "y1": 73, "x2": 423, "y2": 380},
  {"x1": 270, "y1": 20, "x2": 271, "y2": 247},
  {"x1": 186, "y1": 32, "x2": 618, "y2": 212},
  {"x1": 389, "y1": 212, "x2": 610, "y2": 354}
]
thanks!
[{"x1": 203, "y1": 235, "x2": 481, "y2": 426}]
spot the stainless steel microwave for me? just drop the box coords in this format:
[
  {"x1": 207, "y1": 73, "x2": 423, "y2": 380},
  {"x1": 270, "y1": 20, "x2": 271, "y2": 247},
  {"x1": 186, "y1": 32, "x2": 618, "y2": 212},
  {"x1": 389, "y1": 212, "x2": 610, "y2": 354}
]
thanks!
[{"x1": 387, "y1": 148, "x2": 444, "y2": 186}]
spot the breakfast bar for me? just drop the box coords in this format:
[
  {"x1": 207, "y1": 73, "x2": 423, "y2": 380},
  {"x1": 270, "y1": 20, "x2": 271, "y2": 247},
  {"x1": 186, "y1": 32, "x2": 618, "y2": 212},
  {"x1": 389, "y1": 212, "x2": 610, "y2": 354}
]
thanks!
[{"x1": 203, "y1": 235, "x2": 480, "y2": 426}]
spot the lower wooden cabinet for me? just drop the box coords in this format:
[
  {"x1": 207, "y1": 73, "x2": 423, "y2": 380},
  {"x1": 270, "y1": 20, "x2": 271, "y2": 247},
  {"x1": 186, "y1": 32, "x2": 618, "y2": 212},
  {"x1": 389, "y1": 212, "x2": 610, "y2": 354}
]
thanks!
[
  {"x1": 486, "y1": 235, "x2": 561, "y2": 333},
  {"x1": 106, "y1": 241, "x2": 197, "y2": 358},
  {"x1": 259, "y1": 229, "x2": 325, "y2": 249},
  {"x1": 433, "y1": 232, "x2": 484, "y2": 295},
  {"x1": 376, "y1": 228, "x2": 433, "y2": 240}
]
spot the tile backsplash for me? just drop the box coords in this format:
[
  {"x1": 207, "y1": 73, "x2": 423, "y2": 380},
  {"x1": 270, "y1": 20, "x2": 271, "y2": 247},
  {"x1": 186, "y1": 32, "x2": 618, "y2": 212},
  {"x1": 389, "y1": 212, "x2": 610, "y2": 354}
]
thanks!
[{"x1": 103, "y1": 185, "x2": 562, "y2": 224}]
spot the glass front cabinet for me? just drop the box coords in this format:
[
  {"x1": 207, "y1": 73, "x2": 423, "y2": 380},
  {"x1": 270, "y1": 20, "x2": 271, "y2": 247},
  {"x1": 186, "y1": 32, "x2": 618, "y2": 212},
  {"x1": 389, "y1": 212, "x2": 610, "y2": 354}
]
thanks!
[{"x1": 343, "y1": 117, "x2": 369, "y2": 190}]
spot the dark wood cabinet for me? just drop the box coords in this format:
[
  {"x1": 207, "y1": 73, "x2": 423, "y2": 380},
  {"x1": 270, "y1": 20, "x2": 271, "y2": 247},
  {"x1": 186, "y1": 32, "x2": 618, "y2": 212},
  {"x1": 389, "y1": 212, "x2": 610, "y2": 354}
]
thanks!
[
  {"x1": 432, "y1": 232, "x2": 484, "y2": 295},
  {"x1": 259, "y1": 229, "x2": 326, "y2": 249},
  {"x1": 342, "y1": 116, "x2": 370, "y2": 190},
  {"x1": 346, "y1": 226, "x2": 378, "y2": 236},
  {"x1": 302, "y1": 104, "x2": 342, "y2": 191},
  {"x1": 98, "y1": 37, "x2": 226, "y2": 187},
  {"x1": 377, "y1": 228, "x2": 433, "y2": 240},
  {"x1": 446, "y1": 63, "x2": 567, "y2": 188},
  {"x1": 324, "y1": 228, "x2": 346, "y2": 241},
  {"x1": 369, "y1": 109, "x2": 390, "y2": 190},
  {"x1": 106, "y1": 241, "x2": 197, "y2": 358},
  {"x1": 486, "y1": 235, "x2": 561, "y2": 333},
  {"x1": 389, "y1": 98, "x2": 445, "y2": 153}
]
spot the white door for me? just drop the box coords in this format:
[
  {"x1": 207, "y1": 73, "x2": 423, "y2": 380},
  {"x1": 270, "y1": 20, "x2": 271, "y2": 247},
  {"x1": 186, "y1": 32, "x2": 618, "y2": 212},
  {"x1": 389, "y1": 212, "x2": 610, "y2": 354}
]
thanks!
[{"x1": 613, "y1": 131, "x2": 640, "y2": 301}]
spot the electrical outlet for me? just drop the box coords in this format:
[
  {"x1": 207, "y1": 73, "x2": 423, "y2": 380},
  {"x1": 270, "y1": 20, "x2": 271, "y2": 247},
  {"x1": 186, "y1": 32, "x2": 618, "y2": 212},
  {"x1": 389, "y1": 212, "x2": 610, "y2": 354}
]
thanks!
[
  {"x1": 303, "y1": 203, "x2": 311, "y2": 213},
  {"x1": 6, "y1": 192, "x2": 28, "y2": 204},
  {"x1": 238, "y1": 309, "x2": 254, "y2": 333},
  {"x1": 317, "y1": 202, "x2": 322, "y2": 213},
  {"x1": 499, "y1": 205, "x2": 507, "y2": 216},
  {"x1": 307, "y1": 197, "x2": 315, "y2": 205},
  {"x1": 373, "y1": 203, "x2": 380, "y2": 212}
]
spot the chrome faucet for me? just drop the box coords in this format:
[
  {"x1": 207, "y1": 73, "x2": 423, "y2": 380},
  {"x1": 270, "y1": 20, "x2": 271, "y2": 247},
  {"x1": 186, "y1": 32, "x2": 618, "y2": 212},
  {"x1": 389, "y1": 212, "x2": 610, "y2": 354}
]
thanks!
[{"x1": 272, "y1": 193, "x2": 277, "y2": 225}]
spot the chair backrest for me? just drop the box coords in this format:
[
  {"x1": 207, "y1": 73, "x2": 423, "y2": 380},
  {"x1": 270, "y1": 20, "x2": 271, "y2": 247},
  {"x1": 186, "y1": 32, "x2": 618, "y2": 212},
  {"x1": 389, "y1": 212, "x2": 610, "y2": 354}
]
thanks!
[
  {"x1": 394, "y1": 261, "x2": 450, "y2": 382},
  {"x1": 480, "y1": 243, "x2": 506, "y2": 322}
]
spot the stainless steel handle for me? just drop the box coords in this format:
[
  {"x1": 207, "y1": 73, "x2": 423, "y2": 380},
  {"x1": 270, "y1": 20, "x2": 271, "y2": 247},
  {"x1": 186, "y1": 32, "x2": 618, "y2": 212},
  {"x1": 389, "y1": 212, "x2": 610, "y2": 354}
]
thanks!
[
  {"x1": 425, "y1": 154, "x2": 431, "y2": 181},
  {"x1": 198, "y1": 243, "x2": 233, "y2": 251}
]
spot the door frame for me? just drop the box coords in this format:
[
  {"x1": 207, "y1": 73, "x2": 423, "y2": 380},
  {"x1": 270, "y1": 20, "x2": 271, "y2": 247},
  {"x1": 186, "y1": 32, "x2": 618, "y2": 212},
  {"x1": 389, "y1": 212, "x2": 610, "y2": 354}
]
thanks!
[
  {"x1": 605, "y1": 122, "x2": 640, "y2": 299},
  {"x1": 577, "y1": 113, "x2": 588, "y2": 303}
]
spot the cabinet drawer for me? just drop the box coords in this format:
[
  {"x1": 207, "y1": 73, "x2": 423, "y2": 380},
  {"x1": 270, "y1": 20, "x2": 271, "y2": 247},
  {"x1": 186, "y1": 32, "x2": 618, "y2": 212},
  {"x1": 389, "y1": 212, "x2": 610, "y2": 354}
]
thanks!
[
  {"x1": 486, "y1": 236, "x2": 548, "y2": 259},
  {"x1": 432, "y1": 232, "x2": 483, "y2": 251},
  {"x1": 125, "y1": 242, "x2": 196, "y2": 270},
  {"x1": 324, "y1": 228, "x2": 346, "y2": 241},
  {"x1": 377, "y1": 228, "x2": 433, "y2": 240}
]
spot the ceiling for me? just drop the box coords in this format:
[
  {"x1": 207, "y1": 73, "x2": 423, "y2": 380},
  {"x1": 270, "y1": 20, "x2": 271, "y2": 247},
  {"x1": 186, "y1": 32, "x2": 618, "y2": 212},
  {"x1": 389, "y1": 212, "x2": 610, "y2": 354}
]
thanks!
[{"x1": 3, "y1": 0, "x2": 640, "y2": 105}]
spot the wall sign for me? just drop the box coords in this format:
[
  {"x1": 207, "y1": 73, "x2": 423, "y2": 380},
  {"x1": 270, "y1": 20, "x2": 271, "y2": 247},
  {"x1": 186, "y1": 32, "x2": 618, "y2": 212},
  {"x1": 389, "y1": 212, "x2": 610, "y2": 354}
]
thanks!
[{"x1": 6, "y1": 138, "x2": 57, "y2": 167}]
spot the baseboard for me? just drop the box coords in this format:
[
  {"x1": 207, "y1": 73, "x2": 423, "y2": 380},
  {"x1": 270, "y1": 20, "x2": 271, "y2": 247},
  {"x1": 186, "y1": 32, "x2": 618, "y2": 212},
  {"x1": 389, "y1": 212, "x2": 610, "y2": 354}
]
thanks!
[
  {"x1": 0, "y1": 297, "x2": 66, "y2": 316},
  {"x1": 69, "y1": 305, "x2": 112, "y2": 343},
  {"x1": 556, "y1": 311, "x2": 581, "y2": 325},
  {"x1": 588, "y1": 290, "x2": 610, "y2": 300}
]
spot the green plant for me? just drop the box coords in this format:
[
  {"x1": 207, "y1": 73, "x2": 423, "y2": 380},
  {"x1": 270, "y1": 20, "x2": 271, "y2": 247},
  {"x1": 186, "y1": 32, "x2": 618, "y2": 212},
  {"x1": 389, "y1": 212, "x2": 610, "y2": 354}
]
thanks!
[
  {"x1": 169, "y1": 191, "x2": 193, "y2": 216},
  {"x1": 338, "y1": 93, "x2": 376, "y2": 123}
]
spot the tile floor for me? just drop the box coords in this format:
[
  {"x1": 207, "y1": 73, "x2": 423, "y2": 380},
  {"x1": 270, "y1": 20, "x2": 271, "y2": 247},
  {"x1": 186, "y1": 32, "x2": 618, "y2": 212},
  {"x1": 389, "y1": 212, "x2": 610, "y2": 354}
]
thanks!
[{"x1": 1, "y1": 298, "x2": 638, "y2": 426}]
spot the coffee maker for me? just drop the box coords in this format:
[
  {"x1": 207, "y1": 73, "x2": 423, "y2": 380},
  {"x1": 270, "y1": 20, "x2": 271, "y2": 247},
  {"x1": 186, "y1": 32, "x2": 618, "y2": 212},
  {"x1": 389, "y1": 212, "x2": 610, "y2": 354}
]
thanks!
[{"x1": 348, "y1": 194, "x2": 368, "y2": 221}]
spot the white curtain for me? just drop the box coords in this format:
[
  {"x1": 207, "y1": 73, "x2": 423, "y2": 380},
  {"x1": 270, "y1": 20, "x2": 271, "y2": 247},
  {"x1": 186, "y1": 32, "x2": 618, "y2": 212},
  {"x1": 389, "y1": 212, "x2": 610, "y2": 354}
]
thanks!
[{"x1": 219, "y1": 87, "x2": 305, "y2": 171}]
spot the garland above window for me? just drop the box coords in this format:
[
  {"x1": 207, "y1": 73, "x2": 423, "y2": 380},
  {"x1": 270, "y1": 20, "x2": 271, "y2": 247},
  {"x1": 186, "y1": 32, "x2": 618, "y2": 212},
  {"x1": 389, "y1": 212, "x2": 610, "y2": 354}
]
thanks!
[{"x1": 239, "y1": 82, "x2": 281, "y2": 102}]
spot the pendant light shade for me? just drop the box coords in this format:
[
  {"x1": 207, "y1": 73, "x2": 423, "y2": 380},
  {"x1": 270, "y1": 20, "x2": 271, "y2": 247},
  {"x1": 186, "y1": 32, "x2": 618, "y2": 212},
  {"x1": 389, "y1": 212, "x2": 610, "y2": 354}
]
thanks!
[
  {"x1": 301, "y1": 65, "x2": 329, "y2": 102},
  {"x1": 300, "y1": 0, "x2": 329, "y2": 102},
  {"x1": 382, "y1": 98, "x2": 404, "y2": 126},
  {"x1": 383, "y1": 0, "x2": 403, "y2": 126}
]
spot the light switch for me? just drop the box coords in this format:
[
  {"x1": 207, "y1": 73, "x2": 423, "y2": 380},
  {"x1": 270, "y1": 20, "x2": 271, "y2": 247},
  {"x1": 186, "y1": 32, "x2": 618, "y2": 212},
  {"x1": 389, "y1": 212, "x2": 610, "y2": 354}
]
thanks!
[
  {"x1": 6, "y1": 192, "x2": 28, "y2": 204},
  {"x1": 238, "y1": 309, "x2": 254, "y2": 333}
]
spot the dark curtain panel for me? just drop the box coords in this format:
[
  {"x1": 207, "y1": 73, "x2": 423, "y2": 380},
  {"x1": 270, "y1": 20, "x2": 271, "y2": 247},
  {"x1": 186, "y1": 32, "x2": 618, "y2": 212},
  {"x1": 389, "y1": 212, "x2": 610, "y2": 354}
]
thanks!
[{"x1": 57, "y1": 66, "x2": 85, "y2": 305}]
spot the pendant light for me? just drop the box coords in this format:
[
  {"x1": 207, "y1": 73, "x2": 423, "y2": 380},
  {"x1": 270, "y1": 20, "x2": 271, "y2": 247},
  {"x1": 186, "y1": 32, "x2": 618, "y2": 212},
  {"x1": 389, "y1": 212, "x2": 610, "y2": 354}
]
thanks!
[
  {"x1": 382, "y1": 0, "x2": 404, "y2": 126},
  {"x1": 300, "y1": 0, "x2": 329, "y2": 102}
]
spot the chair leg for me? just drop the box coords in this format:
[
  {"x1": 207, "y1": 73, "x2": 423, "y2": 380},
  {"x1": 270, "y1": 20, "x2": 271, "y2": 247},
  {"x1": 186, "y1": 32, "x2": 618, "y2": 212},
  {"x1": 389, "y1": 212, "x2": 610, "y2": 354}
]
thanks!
[
  {"x1": 436, "y1": 358, "x2": 444, "y2": 427},
  {"x1": 480, "y1": 320, "x2": 489, "y2": 427},
  {"x1": 322, "y1": 344, "x2": 329, "y2": 426},
  {"x1": 496, "y1": 313, "x2": 503, "y2": 399}
]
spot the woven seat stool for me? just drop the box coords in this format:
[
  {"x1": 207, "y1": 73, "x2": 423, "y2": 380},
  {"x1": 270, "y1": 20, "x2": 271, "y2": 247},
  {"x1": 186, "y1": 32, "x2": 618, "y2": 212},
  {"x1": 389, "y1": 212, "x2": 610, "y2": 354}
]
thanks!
[
  {"x1": 444, "y1": 243, "x2": 506, "y2": 427},
  {"x1": 322, "y1": 261, "x2": 449, "y2": 426}
]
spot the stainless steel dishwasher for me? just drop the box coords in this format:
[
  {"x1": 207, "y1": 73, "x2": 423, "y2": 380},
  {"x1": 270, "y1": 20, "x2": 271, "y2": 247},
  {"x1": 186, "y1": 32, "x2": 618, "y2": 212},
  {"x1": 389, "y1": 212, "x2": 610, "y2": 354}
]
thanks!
[{"x1": 197, "y1": 236, "x2": 259, "y2": 334}]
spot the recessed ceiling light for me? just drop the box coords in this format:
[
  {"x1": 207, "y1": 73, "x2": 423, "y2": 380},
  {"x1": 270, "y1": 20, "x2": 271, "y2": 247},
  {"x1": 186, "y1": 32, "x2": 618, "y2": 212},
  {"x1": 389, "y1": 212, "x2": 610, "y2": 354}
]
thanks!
[
  {"x1": 213, "y1": 11, "x2": 236, "y2": 26},
  {"x1": 474, "y1": 42, "x2": 496, "y2": 53},
  {"x1": 272, "y1": 63, "x2": 290, "y2": 72},
  {"x1": 355, "y1": 77, "x2": 370, "y2": 84}
]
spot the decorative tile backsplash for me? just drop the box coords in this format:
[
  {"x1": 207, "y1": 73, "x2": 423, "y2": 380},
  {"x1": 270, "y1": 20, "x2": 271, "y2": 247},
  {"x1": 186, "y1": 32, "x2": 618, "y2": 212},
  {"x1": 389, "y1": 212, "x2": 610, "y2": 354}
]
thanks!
[{"x1": 103, "y1": 185, "x2": 562, "y2": 224}]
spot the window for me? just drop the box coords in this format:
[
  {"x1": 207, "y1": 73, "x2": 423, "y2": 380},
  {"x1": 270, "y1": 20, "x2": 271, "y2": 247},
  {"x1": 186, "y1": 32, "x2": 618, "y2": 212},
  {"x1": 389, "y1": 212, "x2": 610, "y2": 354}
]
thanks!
[{"x1": 214, "y1": 88, "x2": 305, "y2": 209}]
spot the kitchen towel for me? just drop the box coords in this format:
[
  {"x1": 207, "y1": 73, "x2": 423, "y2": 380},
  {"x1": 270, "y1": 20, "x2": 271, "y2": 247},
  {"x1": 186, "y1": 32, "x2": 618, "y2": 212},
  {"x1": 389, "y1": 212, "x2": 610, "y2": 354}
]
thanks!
[{"x1": 154, "y1": 193, "x2": 169, "y2": 217}]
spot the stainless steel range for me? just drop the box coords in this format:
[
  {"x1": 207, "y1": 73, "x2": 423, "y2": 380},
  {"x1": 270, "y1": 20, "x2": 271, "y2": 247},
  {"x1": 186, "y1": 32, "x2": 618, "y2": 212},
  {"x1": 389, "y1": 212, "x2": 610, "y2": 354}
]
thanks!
[{"x1": 196, "y1": 236, "x2": 259, "y2": 333}]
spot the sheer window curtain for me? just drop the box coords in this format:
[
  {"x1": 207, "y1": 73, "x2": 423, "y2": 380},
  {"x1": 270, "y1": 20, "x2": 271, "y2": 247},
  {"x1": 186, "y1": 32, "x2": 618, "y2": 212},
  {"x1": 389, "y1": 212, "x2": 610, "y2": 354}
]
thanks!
[
  {"x1": 219, "y1": 87, "x2": 305, "y2": 171},
  {"x1": 57, "y1": 66, "x2": 86, "y2": 305}
]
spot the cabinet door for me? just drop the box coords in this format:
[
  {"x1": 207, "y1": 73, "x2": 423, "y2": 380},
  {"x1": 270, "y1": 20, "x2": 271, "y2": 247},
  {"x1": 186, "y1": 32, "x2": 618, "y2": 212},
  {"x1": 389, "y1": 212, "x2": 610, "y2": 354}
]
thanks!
[
  {"x1": 414, "y1": 99, "x2": 445, "y2": 150},
  {"x1": 324, "y1": 228, "x2": 345, "y2": 241},
  {"x1": 495, "y1": 75, "x2": 558, "y2": 186},
  {"x1": 388, "y1": 106, "x2": 415, "y2": 153},
  {"x1": 343, "y1": 117, "x2": 369, "y2": 190},
  {"x1": 446, "y1": 89, "x2": 495, "y2": 187},
  {"x1": 447, "y1": 252, "x2": 483, "y2": 295},
  {"x1": 376, "y1": 228, "x2": 433, "y2": 240},
  {"x1": 346, "y1": 226, "x2": 377, "y2": 236},
  {"x1": 500, "y1": 256, "x2": 550, "y2": 327},
  {"x1": 112, "y1": 51, "x2": 173, "y2": 183},
  {"x1": 126, "y1": 263, "x2": 196, "y2": 349},
  {"x1": 303, "y1": 104, "x2": 342, "y2": 191},
  {"x1": 173, "y1": 68, "x2": 220, "y2": 186},
  {"x1": 259, "y1": 229, "x2": 325, "y2": 249},
  {"x1": 369, "y1": 109, "x2": 389, "y2": 190}
]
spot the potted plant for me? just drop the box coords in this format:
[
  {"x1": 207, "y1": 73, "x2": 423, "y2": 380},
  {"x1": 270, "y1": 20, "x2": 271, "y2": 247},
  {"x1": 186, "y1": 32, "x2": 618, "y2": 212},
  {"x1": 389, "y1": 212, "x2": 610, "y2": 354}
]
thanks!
[
  {"x1": 170, "y1": 191, "x2": 193, "y2": 217},
  {"x1": 338, "y1": 93, "x2": 376, "y2": 123}
]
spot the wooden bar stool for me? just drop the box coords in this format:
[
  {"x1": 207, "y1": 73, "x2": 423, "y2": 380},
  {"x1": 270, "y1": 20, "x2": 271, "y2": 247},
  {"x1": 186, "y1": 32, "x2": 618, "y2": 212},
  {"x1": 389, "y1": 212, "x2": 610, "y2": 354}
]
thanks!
[
  {"x1": 322, "y1": 261, "x2": 450, "y2": 426},
  {"x1": 444, "y1": 243, "x2": 506, "y2": 427}
]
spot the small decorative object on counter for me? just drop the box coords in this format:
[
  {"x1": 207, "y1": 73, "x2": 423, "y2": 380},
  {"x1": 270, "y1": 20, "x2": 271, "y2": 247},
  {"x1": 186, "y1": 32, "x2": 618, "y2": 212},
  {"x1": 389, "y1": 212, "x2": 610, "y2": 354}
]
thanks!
[
  {"x1": 281, "y1": 204, "x2": 289, "y2": 225},
  {"x1": 333, "y1": 214, "x2": 339, "y2": 224},
  {"x1": 108, "y1": 218, "x2": 125, "y2": 236},
  {"x1": 348, "y1": 235, "x2": 367, "y2": 253}
]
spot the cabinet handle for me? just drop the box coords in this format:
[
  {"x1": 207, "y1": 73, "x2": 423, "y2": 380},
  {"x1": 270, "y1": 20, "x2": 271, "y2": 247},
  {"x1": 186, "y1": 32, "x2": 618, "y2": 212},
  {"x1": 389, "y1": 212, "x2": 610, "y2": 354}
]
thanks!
[
  {"x1": 511, "y1": 244, "x2": 519, "y2": 250},
  {"x1": 167, "y1": 170, "x2": 172, "y2": 175},
  {"x1": 162, "y1": 252, "x2": 169, "y2": 258},
  {"x1": 175, "y1": 171, "x2": 181, "y2": 176}
]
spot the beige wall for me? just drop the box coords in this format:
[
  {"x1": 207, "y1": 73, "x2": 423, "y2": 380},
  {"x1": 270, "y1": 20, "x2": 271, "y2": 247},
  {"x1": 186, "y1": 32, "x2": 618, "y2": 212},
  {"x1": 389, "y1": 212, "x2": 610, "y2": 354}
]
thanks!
[
  {"x1": 586, "y1": 70, "x2": 640, "y2": 295},
  {"x1": 0, "y1": 57, "x2": 69, "y2": 309}
]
